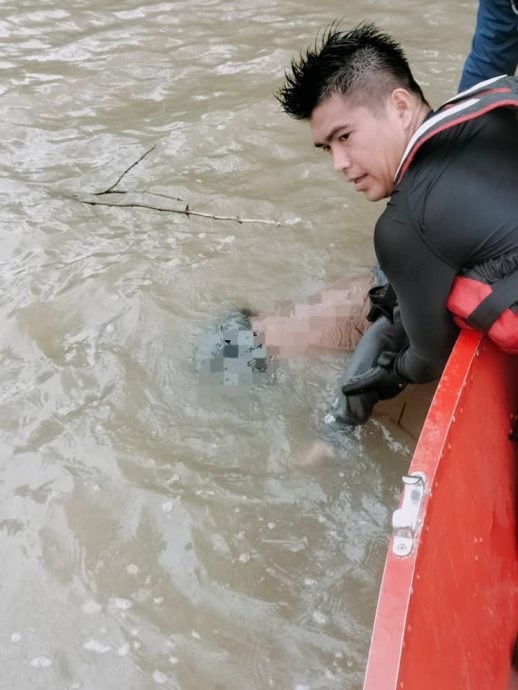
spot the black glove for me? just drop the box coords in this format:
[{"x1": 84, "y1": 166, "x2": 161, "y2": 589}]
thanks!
[
  {"x1": 367, "y1": 283, "x2": 397, "y2": 323},
  {"x1": 341, "y1": 350, "x2": 408, "y2": 400},
  {"x1": 326, "y1": 386, "x2": 379, "y2": 426},
  {"x1": 326, "y1": 311, "x2": 408, "y2": 426}
]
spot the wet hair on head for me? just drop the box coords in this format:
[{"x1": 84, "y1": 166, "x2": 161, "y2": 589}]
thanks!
[{"x1": 276, "y1": 22, "x2": 427, "y2": 119}]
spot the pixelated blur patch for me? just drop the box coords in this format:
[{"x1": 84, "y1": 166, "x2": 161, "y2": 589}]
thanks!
[
  {"x1": 196, "y1": 308, "x2": 272, "y2": 391},
  {"x1": 223, "y1": 343, "x2": 239, "y2": 358}
]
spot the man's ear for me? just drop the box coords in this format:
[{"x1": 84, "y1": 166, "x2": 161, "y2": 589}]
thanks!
[{"x1": 390, "y1": 88, "x2": 414, "y2": 129}]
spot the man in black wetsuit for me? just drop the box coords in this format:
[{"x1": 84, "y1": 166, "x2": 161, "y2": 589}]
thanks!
[{"x1": 277, "y1": 23, "x2": 518, "y2": 424}]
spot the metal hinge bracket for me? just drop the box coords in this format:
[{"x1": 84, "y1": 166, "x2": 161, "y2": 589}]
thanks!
[{"x1": 391, "y1": 472, "x2": 426, "y2": 557}]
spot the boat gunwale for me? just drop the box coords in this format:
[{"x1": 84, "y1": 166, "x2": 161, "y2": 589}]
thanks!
[{"x1": 362, "y1": 329, "x2": 485, "y2": 690}]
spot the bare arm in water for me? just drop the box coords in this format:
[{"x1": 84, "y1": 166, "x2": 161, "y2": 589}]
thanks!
[
  {"x1": 208, "y1": 269, "x2": 405, "y2": 428},
  {"x1": 251, "y1": 272, "x2": 374, "y2": 356},
  {"x1": 249, "y1": 270, "x2": 407, "y2": 427}
]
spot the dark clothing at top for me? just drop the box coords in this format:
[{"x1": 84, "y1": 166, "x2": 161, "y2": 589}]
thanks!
[
  {"x1": 374, "y1": 106, "x2": 518, "y2": 383},
  {"x1": 459, "y1": 0, "x2": 518, "y2": 91}
]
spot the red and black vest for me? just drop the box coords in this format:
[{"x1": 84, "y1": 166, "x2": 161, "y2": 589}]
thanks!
[{"x1": 396, "y1": 75, "x2": 518, "y2": 354}]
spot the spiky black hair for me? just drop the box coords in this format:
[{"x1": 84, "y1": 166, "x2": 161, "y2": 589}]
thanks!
[{"x1": 276, "y1": 22, "x2": 427, "y2": 119}]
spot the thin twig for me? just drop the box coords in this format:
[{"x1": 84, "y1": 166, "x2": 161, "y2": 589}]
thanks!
[
  {"x1": 96, "y1": 145, "x2": 157, "y2": 195},
  {"x1": 69, "y1": 145, "x2": 280, "y2": 225},
  {"x1": 95, "y1": 188, "x2": 184, "y2": 202},
  {"x1": 396, "y1": 401, "x2": 406, "y2": 427},
  {"x1": 134, "y1": 189, "x2": 185, "y2": 203},
  {"x1": 65, "y1": 194, "x2": 281, "y2": 226}
]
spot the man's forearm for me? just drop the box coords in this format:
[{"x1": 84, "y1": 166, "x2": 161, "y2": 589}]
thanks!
[{"x1": 251, "y1": 272, "x2": 374, "y2": 357}]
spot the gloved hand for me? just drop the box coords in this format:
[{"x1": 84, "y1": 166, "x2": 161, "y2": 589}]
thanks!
[
  {"x1": 326, "y1": 386, "x2": 379, "y2": 427},
  {"x1": 367, "y1": 282, "x2": 397, "y2": 322},
  {"x1": 325, "y1": 310, "x2": 408, "y2": 426},
  {"x1": 341, "y1": 350, "x2": 408, "y2": 399}
]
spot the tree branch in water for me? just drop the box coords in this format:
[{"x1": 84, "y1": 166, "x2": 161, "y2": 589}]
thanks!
[
  {"x1": 65, "y1": 193, "x2": 281, "y2": 226},
  {"x1": 96, "y1": 145, "x2": 157, "y2": 195},
  {"x1": 70, "y1": 146, "x2": 281, "y2": 226}
]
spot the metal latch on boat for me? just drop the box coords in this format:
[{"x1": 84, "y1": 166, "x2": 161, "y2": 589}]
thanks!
[{"x1": 391, "y1": 472, "x2": 426, "y2": 557}]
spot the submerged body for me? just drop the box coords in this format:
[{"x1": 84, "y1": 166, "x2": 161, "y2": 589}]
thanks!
[{"x1": 251, "y1": 272, "x2": 373, "y2": 356}]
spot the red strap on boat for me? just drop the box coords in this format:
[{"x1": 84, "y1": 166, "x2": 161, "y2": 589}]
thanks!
[
  {"x1": 447, "y1": 274, "x2": 518, "y2": 354},
  {"x1": 466, "y1": 271, "x2": 518, "y2": 330}
]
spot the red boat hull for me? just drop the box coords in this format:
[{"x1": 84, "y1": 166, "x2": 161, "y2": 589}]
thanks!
[{"x1": 363, "y1": 330, "x2": 518, "y2": 690}]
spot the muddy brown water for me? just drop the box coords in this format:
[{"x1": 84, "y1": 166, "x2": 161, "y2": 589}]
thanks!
[{"x1": 0, "y1": 2, "x2": 476, "y2": 688}]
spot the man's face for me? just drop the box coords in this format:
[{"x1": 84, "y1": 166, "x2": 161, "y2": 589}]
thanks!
[{"x1": 310, "y1": 91, "x2": 408, "y2": 201}]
